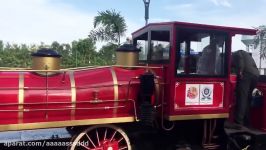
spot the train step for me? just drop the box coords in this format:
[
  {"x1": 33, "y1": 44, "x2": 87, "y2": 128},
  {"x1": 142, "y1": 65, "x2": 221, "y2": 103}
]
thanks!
[{"x1": 225, "y1": 122, "x2": 266, "y2": 150}]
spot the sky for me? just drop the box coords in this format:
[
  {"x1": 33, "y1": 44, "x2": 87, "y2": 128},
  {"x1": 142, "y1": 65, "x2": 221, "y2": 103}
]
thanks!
[{"x1": 0, "y1": 0, "x2": 266, "y2": 49}]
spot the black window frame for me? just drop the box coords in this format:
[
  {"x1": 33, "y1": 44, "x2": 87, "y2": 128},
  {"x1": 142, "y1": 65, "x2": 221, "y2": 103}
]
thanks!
[{"x1": 133, "y1": 26, "x2": 172, "y2": 65}]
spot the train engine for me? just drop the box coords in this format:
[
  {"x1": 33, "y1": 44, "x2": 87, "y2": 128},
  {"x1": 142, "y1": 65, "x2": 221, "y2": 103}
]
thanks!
[{"x1": 1, "y1": 21, "x2": 265, "y2": 150}]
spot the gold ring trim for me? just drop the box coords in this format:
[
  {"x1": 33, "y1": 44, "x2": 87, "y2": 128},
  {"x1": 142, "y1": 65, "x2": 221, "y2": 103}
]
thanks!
[
  {"x1": 18, "y1": 72, "x2": 24, "y2": 123},
  {"x1": 69, "y1": 71, "x2": 76, "y2": 120},
  {"x1": 168, "y1": 113, "x2": 229, "y2": 121},
  {"x1": 0, "y1": 117, "x2": 134, "y2": 132},
  {"x1": 110, "y1": 67, "x2": 118, "y2": 117}
]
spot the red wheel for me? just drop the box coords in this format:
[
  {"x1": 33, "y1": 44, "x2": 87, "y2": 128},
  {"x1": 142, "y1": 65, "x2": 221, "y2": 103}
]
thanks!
[{"x1": 70, "y1": 124, "x2": 131, "y2": 150}]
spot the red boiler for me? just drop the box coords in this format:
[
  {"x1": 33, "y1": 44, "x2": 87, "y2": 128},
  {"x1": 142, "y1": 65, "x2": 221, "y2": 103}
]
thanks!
[{"x1": 0, "y1": 66, "x2": 149, "y2": 131}]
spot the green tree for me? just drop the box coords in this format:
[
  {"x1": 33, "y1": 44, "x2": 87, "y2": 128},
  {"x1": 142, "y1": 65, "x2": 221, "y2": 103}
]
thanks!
[
  {"x1": 50, "y1": 41, "x2": 71, "y2": 68},
  {"x1": 51, "y1": 41, "x2": 60, "y2": 50},
  {"x1": 89, "y1": 9, "x2": 127, "y2": 45},
  {"x1": 71, "y1": 38, "x2": 97, "y2": 67},
  {"x1": 19, "y1": 44, "x2": 31, "y2": 67},
  {"x1": 0, "y1": 40, "x2": 3, "y2": 51},
  {"x1": 0, "y1": 38, "x2": 110, "y2": 68},
  {"x1": 0, "y1": 43, "x2": 31, "y2": 67},
  {"x1": 98, "y1": 43, "x2": 118, "y2": 65}
]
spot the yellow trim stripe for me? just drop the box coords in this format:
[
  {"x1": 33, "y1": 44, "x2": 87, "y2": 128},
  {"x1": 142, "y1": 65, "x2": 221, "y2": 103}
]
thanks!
[
  {"x1": 69, "y1": 71, "x2": 76, "y2": 120},
  {"x1": 18, "y1": 72, "x2": 24, "y2": 123},
  {"x1": 0, "y1": 117, "x2": 134, "y2": 132},
  {"x1": 168, "y1": 113, "x2": 229, "y2": 121},
  {"x1": 110, "y1": 67, "x2": 119, "y2": 117}
]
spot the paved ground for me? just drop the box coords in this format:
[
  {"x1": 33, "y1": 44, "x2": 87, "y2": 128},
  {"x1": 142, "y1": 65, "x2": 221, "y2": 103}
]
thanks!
[
  {"x1": 0, "y1": 121, "x2": 219, "y2": 150},
  {"x1": 0, "y1": 132, "x2": 204, "y2": 150},
  {"x1": 0, "y1": 138, "x2": 69, "y2": 150}
]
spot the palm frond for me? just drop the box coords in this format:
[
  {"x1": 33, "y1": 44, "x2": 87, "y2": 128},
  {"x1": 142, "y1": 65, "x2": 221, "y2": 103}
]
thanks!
[
  {"x1": 89, "y1": 28, "x2": 117, "y2": 42},
  {"x1": 90, "y1": 9, "x2": 127, "y2": 44}
]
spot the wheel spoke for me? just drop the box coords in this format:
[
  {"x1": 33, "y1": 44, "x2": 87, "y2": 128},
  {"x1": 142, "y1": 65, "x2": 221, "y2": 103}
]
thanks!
[
  {"x1": 96, "y1": 129, "x2": 100, "y2": 146},
  {"x1": 119, "y1": 146, "x2": 128, "y2": 150},
  {"x1": 104, "y1": 128, "x2": 107, "y2": 141},
  {"x1": 110, "y1": 130, "x2": 117, "y2": 141},
  {"x1": 70, "y1": 125, "x2": 131, "y2": 150},
  {"x1": 86, "y1": 133, "x2": 97, "y2": 148},
  {"x1": 118, "y1": 137, "x2": 124, "y2": 143},
  {"x1": 80, "y1": 143, "x2": 91, "y2": 150}
]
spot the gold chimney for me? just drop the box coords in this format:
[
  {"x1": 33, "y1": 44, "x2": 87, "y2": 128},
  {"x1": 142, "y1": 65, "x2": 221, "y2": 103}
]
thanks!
[{"x1": 31, "y1": 48, "x2": 61, "y2": 75}]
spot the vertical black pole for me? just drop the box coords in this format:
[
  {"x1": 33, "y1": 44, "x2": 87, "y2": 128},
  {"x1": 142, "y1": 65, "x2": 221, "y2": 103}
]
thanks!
[
  {"x1": 143, "y1": 0, "x2": 150, "y2": 25},
  {"x1": 260, "y1": 35, "x2": 262, "y2": 71}
]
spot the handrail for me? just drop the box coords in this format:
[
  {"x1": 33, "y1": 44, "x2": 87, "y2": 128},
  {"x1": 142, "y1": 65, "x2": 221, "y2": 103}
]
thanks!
[
  {"x1": 0, "y1": 99, "x2": 139, "y2": 121},
  {"x1": 0, "y1": 65, "x2": 164, "y2": 72},
  {"x1": 0, "y1": 83, "x2": 141, "y2": 90}
]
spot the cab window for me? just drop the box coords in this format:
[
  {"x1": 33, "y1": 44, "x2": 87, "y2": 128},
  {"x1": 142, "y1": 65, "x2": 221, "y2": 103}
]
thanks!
[
  {"x1": 176, "y1": 29, "x2": 227, "y2": 76},
  {"x1": 150, "y1": 30, "x2": 170, "y2": 61},
  {"x1": 134, "y1": 29, "x2": 170, "y2": 63},
  {"x1": 135, "y1": 32, "x2": 148, "y2": 61}
]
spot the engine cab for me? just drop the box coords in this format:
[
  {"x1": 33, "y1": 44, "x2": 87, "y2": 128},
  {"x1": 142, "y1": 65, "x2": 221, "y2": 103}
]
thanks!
[{"x1": 132, "y1": 21, "x2": 256, "y2": 121}]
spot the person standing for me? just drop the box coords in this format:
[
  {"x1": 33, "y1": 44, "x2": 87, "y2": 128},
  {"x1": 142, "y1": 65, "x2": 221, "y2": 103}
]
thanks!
[{"x1": 232, "y1": 50, "x2": 260, "y2": 126}]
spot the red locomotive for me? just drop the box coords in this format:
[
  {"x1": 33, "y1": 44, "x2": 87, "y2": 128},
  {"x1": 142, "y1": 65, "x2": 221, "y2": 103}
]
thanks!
[{"x1": 0, "y1": 21, "x2": 265, "y2": 150}]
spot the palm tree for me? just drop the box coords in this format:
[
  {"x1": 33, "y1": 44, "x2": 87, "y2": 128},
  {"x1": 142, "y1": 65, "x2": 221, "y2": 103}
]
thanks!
[
  {"x1": 254, "y1": 25, "x2": 266, "y2": 69},
  {"x1": 89, "y1": 9, "x2": 127, "y2": 45}
]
